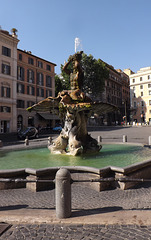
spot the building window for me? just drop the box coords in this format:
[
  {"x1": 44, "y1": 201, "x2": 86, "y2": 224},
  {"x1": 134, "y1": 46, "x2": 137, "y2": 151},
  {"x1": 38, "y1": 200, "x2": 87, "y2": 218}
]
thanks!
[
  {"x1": 149, "y1": 90, "x2": 151, "y2": 95},
  {"x1": 19, "y1": 54, "x2": 22, "y2": 61},
  {"x1": 148, "y1": 84, "x2": 151, "y2": 88},
  {"x1": 46, "y1": 75, "x2": 52, "y2": 87},
  {"x1": 1, "y1": 86, "x2": 11, "y2": 98},
  {"x1": 27, "y1": 69, "x2": 34, "y2": 83},
  {"x1": 2, "y1": 46, "x2": 11, "y2": 57},
  {"x1": 17, "y1": 115, "x2": 23, "y2": 130},
  {"x1": 141, "y1": 101, "x2": 144, "y2": 106},
  {"x1": 38, "y1": 61, "x2": 43, "y2": 68},
  {"x1": 1, "y1": 120, "x2": 10, "y2": 133},
  {"x1": 27, "y1": 101, "x2": 35, "y2": 108},
  {"x1": 28, "y1": 116, "x2": 34, "y2": 126},
  {"x1": 27, "y1": 86, "x2": 35, "y2": 95},
  {"x1": 141, "y1": 92, "x2": 143, "y2": 96},
  {"x1": 17, "y1": 100, "x2": 25, "y2": 108},
  {"x1": 37, "y1": 73, "x2": 44, "y2": 86},
  {"x1": 140, "y1": 85, "x2": 143, "y2": 89},
  {"x1": 132, "y1": 78, "x2": 135, "y2": 83},
  {"x1": 149, "y1": 100, "x2": 151, "y2": 105},
  {"x1": 17, "y1": 83, "x2": 25, "y2": 94},
  {"x1": 28, "y1": 57, "x2": 34, "y2": 65},
  {"x1": 2, "y1": 64, "x2": 11, "y2": 75},
  {"x1": 148, "y1": 75, "x2": 151, "y2": 80},
  {"x1": 140, "y1": 77, "x2": 142, "y2": 81},
  {"x1": 46, "y1": 64, "x2": 51, "y2": 71},
  {"x1": 133, "y1": 86, "x2": 135, "y2": 91},
  {"x1": 0, "y1": 106, "x2": 11, "y2": 112},
  {"x1": 149, "y1": 110, "x2": 151, "y2": 114},
  {"x1": 37, "y1": 88, "x2": 44, "y2": 97},
  {"x1": 134, "y1": 102, "x2": 137, "y2": 108},
  {"x1": 17, "y1": 66, "x2": 24, "y2": 80},
  {"x1": 46, "y1": 90, "x2": 52, "y2": 97}
]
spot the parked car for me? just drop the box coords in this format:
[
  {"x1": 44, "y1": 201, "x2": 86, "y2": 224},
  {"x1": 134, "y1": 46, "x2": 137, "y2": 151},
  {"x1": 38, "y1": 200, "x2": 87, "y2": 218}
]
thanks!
[
  {"x1": 18, "y1": 127, "x2": 39, "y2": 139},
  {"x1": 52, "y1": 126, "x2": 62, "y2": 133}
]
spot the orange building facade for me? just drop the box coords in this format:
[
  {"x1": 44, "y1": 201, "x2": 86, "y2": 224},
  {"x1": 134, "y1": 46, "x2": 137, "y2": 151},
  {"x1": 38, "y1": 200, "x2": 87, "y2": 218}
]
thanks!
[
  {"x1": 0, "y1": 28, "x2": 57, "y2": 133},
  {"x1": 17, "y1": 49, "x2": 57, "y2": 130}
]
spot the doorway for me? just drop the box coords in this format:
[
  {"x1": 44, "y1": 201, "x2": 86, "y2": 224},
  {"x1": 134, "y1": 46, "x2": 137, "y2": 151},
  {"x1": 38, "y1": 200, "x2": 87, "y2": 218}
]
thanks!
[{"x1": 1, "y1": 121, "x2": 10, "y2": 133}]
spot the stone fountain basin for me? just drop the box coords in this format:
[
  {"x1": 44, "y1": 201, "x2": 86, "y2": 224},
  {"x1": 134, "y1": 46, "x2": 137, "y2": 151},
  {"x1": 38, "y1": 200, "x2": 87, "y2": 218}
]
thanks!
[{"x1": 0, "y1": 143, "x2": 151, "y2": 191}]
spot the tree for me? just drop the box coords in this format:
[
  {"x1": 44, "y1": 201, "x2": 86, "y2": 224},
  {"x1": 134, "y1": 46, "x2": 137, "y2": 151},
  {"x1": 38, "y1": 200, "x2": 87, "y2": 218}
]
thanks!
[
  {"x1": 60, "y1": 63, "x2": 71, "y2": 90},
  {"x1": 55, "y1": 74, "x2": 71, "y2": 96},
  {"x1": 55, "y1": 75, "x2": 63, "y2": 96},
  {"x1": 60, "y1": 53, "x2": 109, "y2": 100},
  {"x1": 81, "y1": 53, "x2": 109, "y2": 100}
]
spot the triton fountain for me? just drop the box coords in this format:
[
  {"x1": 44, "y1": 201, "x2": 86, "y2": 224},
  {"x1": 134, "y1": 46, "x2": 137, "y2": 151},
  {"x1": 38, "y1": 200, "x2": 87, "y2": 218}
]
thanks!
[{"x1": 27, "y1": 51, "x2": 117, "y2": 156}]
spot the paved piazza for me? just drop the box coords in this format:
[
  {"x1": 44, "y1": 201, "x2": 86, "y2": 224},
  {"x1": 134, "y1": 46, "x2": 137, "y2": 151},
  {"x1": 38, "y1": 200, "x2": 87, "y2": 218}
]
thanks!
[
  {"x1": 0, "y1": 183, "x2": 151, "y2": 239},
  {"x1": 1, "y1": 223, "x2": 151, "y2": 240},
  {"x1": 1, "y1": 126, "x2": 151, "y2": 239}
]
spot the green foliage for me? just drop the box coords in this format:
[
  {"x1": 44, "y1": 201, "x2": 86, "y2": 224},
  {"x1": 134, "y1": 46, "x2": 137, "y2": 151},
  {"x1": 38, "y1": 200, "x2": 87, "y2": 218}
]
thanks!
[
  {"x1": 82, "y1": 53, "x2": 109, "y2": 100},
  {"x1": 55, "y1": 75, "x2": 64, "y2": 96},
  {"x1": 60, "y1": 63, "x2": 71, "y2": 89},
  {"x1": 55, "y1": 74, "x2": 70, "y2": 96},
  {"x1": 59, "y1": 53, "x2": 109, "y2": 100}
]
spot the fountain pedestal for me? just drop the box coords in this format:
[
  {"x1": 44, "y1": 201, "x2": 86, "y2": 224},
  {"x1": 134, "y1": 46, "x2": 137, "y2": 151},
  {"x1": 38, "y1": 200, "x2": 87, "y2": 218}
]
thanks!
[
  {"x1": 49, "y1": 102, "x2": 102, "y2": 155},
  {"x1": 27, "y1": 51, "x2": 117, "y2": 156}
]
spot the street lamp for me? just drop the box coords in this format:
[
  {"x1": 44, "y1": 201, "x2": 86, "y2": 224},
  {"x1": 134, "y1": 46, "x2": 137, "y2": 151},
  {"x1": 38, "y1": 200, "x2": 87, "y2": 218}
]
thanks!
[
  {"x1": 141, "y1": 114, "x2": 143, "y2": 125},
  {"x1": 122, "y1": 100, "x2": 127, "y2": 125}
]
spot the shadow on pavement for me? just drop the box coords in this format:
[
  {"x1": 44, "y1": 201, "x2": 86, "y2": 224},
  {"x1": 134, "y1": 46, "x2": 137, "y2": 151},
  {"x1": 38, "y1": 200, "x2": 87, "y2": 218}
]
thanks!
[
  {"x1": 0, "y1": 205, "x2": 28, "y2": 211},
  {"x1": 71, "y1": 206, "x2": 123, "y2": 218}
]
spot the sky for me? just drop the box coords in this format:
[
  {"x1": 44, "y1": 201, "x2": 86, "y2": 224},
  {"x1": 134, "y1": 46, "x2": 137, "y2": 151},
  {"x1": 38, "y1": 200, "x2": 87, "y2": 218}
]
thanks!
[{"x1": 1, "y1": 0, "x2": 151, "y2": 74}]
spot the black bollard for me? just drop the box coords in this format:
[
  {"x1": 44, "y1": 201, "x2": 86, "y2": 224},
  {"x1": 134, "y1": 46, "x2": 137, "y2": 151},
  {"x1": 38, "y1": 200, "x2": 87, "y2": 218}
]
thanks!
[{"x1": 55, "y1": 168, "x2": 71, "y2": 219}]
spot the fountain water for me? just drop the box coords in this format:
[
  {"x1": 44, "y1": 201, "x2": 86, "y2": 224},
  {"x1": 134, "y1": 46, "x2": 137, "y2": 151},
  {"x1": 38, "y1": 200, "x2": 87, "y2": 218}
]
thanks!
[
  {"x1": 75, "y1": 37, "x2": 82, "y2": 53},
  {"x1": 0, "y1": 144, "x2": 150, "y2": 170}
]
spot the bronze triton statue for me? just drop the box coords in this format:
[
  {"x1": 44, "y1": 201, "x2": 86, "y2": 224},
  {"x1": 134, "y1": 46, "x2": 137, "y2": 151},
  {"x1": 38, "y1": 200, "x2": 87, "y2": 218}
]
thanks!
[{"x1": 27, "y1": 52, "x2": 117, "y2": 156}]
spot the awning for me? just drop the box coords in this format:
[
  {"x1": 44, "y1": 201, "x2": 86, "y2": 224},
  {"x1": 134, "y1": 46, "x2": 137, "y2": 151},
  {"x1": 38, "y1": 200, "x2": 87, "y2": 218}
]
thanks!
[{"x1": 37, "y1": 113, "x2": 59, "y2": 120}]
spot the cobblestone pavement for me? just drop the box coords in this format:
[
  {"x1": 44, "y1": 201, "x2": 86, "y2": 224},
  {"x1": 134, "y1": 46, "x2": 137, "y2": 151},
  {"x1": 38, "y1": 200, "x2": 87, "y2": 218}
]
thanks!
[
  {"x1": 1, "y1": 223, "x2": 151, "y2": 240},
  {"x1": 0, "y1": 183, "x2": 151, "y2": 211},
  {"x1": 0, "y1": 184, "x2": 151, "y2": 239}
]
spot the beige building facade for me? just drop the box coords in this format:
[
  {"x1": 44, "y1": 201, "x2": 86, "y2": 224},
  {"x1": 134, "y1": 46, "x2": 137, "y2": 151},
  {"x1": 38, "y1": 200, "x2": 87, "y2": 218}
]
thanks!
[
  {"x1": 0, "y1": 29, "x2": 19, "y2": 133},
  {"x1": 129, "y1": 67, "x2": 151, "y2": 124}
]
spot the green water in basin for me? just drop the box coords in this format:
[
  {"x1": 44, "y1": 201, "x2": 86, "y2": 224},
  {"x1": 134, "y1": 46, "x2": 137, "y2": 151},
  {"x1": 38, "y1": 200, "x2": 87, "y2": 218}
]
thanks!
[{"x1": 0, "y1": 144, "x2": 151, "y2": 170}]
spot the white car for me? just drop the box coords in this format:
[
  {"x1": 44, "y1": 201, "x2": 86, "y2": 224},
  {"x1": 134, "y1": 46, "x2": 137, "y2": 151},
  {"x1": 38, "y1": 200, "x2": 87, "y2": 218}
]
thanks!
[{"x1": 18, "y1": 127, "x2": 39, "y2": 139}]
